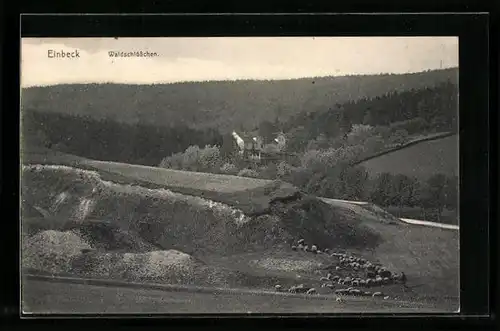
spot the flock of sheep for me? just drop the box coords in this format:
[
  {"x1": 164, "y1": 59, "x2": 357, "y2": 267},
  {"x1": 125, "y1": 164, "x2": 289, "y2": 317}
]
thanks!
[{"x1": 275, "y1": 239, "x2": 408, "y2": 301}]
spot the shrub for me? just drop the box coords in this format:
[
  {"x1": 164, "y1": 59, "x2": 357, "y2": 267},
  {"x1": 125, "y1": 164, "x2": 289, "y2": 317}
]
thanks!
[
  {"x1": 159, "y1": 144, "x2": 222, "y2": 172},
  {"x1": 219, "y1": 162, "x2": 238, "y2": 175},
  {"x1": 276, "y1": 161, "x2": 292, "y2": 178}
]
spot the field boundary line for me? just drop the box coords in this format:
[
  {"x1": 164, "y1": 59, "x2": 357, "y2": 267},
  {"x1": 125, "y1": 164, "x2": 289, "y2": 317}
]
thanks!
[{"x1": 351, "y1": 131, "x2": 457, "y2": 167}]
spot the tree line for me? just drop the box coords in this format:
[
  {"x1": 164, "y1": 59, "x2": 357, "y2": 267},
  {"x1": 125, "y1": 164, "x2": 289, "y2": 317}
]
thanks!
[
  {"x1": 21, "y1": 68, "x2": 457, "y2": 134},
  {"x1": 22, "y1": 109, "x2": 223, "y2": 166},
  {"x1": 282, "y1": 81, "x2": 458, "y2": 152}
]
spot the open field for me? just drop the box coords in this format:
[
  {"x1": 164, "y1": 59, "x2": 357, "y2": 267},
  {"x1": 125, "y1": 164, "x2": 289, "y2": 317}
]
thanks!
[
  {"x1": 356, "y1": 133, "x2": 458, "y2": 180},
  {"x1": 22, "y1": 278, "x2": 446, "y2": 314}
]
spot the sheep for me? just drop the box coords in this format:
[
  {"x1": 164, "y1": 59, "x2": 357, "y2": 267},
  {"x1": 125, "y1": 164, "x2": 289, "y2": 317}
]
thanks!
[
  {"x1": 372, "y1": 292, "x2": 383, "y2": 297},
  {"x1": 325, "y1": 283, "x2": 335, "y2": 289},
  {"x1": 311, "y1": 245, "x2": 318, "y2": 253},
  {"x1": 275, "y1": 284, "x2": 283, "y2": 292},
  {"x1": 366, "y1": 279, "x2": 373, "y2": 286},
  {"x1": 335, "y1": 266, "x2": 341, "y2": 271},
  {"x1": 323, "y1": 248, "x2": 330, "y2": 254},
  {"x1": 350, "y1": 289, "x2": 362, "y2": 296},
  {"x1": 306, "y1": 288, "x2": 317, "y2": 295},
  {"x1": 297, "y1": 239, "x2": 305, "y2": 245},
  {"x1": 297, "y1": 244, "x2": 304, "y2": 250},
  {"x1": 289, "y1": 284, "x2": 311, "y2": 294},
  {"x1": 394, "y1": 272, "x2": 407, "y2": 285},
  {"x1": 359, "y1": 280, "x2": 366, "y2": 287},
  {"x1": 363, "y1": 291, "x2": 372, "y2": 296},
  {"x1": 320, "y1": 277, "x2": 330, "y2": 282},
  {"x1": 366, "y1": 271, "x2": 376, "y2": 279},
  {"x1": 303, "y1": 245, "x2": 310, "y2": 252},
  {"x1": 383, "y1": 277, "x2": 391, "y2": 285},
  {"x1": 383, "y1": 296, "x2": 390, "y2": 300},
  {"x1": 291, "y1": 245, "x2": 297, "y2": 251}
]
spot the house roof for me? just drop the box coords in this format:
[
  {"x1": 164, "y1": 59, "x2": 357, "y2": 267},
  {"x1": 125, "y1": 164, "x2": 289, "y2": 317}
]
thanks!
[{"x1": 233, "y1": 131, "x2": 261, "y2": 142}]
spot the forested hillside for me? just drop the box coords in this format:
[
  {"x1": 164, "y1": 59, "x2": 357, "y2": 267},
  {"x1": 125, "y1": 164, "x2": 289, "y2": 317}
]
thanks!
[
  {"x1": 21, "y1": 68, "x2": 457, "y2": 133},
  {"x1": 281, "y1": 81, "x2": 458, "y2": 152},
  {"x1": 21, "y1": 110, "x2": 223, "y2": 166}
]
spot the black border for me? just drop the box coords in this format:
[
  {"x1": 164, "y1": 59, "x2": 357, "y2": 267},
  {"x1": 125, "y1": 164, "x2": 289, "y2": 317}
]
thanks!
[{"x1": 2, "y1": 9, "x2": 496, "y2": 331}]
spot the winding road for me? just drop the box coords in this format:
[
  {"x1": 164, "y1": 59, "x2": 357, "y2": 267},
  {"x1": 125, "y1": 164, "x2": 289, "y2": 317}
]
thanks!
[{"x1": 319, "y1": 198, "x2": 459, "y2": 230}]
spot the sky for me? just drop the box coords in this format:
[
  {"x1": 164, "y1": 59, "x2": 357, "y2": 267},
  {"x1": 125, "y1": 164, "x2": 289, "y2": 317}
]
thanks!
[{"x1": 21, "y1": 37, "x2": 458, "y2": 87}]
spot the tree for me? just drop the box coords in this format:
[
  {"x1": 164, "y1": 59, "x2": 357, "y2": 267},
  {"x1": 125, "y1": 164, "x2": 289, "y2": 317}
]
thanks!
[
  {"x1": 342, "y1": 166, "x2": 369, "y2": 200},
  {"x1": 306, "y1": 134, "x2": 329, "y2": 151},
  {"x1": 370, "y1": 172, "x2": 393, "y2": 206},
  {"x1": 199, "y1": 145, "x2": 222, "y2": 171},
  {"x1": 346, "y1": 124, "x2": 374, "y2": 146},
  {"x1": 219, "y1": 162, "x2": 238, "y2": 175},
  {"x1": 426, "y1": 173, "x2": 448, "y2": 220},
  {"x1": 159, "y1": 144, "x2": 222, "y2": 173},
  {"x1": 258, "y1": 120, "x2": 278, "y2": 144},
  {"x1": 391, "y1": 129, "x2": 409, "y2": 145},
  {"x1": 390, "y1": 174, "x2": 418, "y2": 215}
]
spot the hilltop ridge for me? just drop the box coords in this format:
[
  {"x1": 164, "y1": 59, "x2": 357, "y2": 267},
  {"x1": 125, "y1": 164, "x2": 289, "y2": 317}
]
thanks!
[{"x1": 21, "y1": 68, "x2": 458, "y2": 133}]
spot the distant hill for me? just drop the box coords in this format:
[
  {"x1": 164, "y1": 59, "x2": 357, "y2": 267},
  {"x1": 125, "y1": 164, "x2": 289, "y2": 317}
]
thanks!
[
  {"x1": 355, "y1": 133, "x2": 459, "y2": 180},
  {"x1": 21, "y1": 68, "x2": 458, "y2": 133}
]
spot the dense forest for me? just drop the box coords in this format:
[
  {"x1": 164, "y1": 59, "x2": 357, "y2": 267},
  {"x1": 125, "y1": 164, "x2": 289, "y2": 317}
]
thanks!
[
  {"x1": 21, "y1": 68, "x2": 458, "y2": 133},
  {"x1": 21, "y1": 110, "x2": 223, "y2": 166},
  {"x1": 281, "y1": 81, "x2": 458, "y2": 152}
]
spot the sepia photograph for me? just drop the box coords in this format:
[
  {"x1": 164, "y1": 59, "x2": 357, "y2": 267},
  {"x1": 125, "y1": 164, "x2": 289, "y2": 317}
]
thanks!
[{"x1": 20, "y1": 36, "x2": 459, "y2": 314}]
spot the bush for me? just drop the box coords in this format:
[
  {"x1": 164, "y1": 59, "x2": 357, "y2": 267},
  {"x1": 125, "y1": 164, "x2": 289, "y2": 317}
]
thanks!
[
  {"x1": 276, "y1": 161, "x2": 293, "y2": 178},
  {"x1": 219, "y1": 162, "x2": 238, "y2": 175},
  {"x1": 159, "y1": 145, "x2": 222, "y2": 173},
  {"x1": 237, "y1": 168, "x2": 259, "y2": 178},
  {"x1": 346, "y1": 124, "x2": 375, "y2": 146}
]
